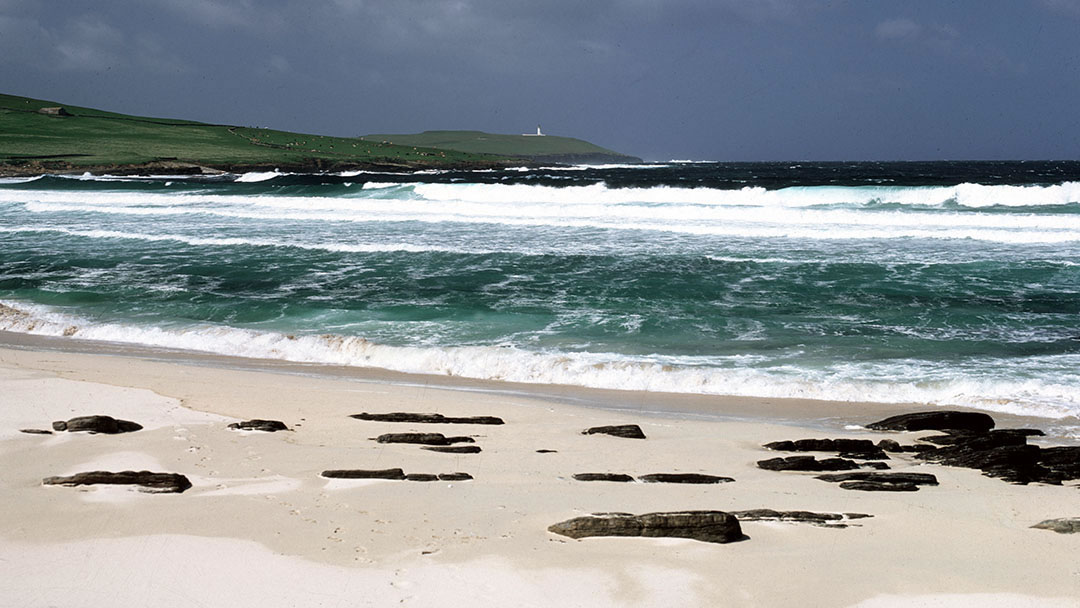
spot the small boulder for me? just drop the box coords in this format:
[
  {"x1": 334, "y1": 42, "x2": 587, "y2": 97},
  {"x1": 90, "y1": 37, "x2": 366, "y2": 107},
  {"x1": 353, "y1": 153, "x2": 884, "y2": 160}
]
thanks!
[
  {"x1": 228, "y1": 419, "x2": 289, "y2": 432},
  {"x1": 548, "y1": 511, "x2": 744, "y2": 544},
  {"x1": 582, "y1": 425, "x2": 646, "y2": 439},
  {"x1": 866, "y1": 411, "x2": 995, "y2": 433}
]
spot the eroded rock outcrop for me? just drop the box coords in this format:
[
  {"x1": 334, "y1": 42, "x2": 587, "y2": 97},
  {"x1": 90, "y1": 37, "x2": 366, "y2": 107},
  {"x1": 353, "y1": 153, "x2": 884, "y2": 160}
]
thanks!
[
  {"x1": 730, "y1": 509, "x2": 872, "y2": 527},
  {"x1": 548, "y1": 511, "x2": 744, "y2": 544},
  {"x1": 51, "y1": 415, "x2": 143, "y2": 434},
  {"x1": 43, "y1": 470, "x2": 191, "y2": 493},
  {"x1": 351, "y1": 412, "x2": 504, "y2": 425}
]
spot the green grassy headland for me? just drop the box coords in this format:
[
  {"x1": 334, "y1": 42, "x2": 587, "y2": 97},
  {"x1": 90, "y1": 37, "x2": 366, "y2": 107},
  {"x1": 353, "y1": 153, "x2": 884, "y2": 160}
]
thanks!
[
  {"x1": 361, "y1": 130, "x2": 642, "y2": 165},
  {"x1": 0, "y1": 94, "x2": 517, "y2": 175}
]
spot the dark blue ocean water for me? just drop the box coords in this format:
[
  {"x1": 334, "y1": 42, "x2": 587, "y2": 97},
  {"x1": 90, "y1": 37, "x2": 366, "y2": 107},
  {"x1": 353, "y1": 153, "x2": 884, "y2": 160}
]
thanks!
[{"x1": 2, "y1": 161, "x2": 1080, "y2": 430}]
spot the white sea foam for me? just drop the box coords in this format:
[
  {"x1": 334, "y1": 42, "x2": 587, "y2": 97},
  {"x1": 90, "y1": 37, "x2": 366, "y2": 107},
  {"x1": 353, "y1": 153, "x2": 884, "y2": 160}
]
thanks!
[
  {"x1": 234, "y1": 171, "x2": 286, "y2": 182},
  {"x1": 2, "y1": 300, "x2": 1078, "y2": 422},
  {"x1": 5, "y1": 180, "x2": 1080, "y2": 244}
]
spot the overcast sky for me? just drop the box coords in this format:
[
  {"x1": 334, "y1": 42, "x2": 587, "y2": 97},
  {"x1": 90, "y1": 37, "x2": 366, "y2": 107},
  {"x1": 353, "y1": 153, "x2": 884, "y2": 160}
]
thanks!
[{"x1": 2, "y1": 0, "x2": 1079, "y2": 161}]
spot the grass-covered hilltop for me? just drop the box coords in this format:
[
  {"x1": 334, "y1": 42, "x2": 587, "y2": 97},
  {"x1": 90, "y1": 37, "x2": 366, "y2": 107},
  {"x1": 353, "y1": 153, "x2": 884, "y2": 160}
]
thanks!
[{"x1": 0, "y1": 93, "x2": 640, "y2": 176}]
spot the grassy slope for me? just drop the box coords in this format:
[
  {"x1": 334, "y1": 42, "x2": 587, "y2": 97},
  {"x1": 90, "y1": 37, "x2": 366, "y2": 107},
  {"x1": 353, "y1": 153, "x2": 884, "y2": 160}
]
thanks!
[
  {"x1": 361, "y1": 130, "x2": 639, "y2": 161},
  {"x1": 0, "y1": 94, "x2": 504, "y2": 172}
]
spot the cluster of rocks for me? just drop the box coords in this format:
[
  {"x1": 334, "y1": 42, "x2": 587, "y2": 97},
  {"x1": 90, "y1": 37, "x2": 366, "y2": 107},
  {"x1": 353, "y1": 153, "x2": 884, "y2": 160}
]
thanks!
[
  {"x1": 320, "y1": 468, "x2": 472, "y2": 482},
  {"x1": 869, "y1": 411, "x2": 1080, "y2": 485},
  {"x1": 572, "y1": 472, "x2": 734, "y2": 484},
  {"x1": 760, "y1": 410, "x2": 1080, "y2": 490}
]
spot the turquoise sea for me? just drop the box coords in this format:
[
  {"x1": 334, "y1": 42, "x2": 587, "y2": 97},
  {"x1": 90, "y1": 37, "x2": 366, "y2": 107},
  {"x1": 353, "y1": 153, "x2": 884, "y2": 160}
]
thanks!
[{"x1": 2, "y1": 161, "x2": 1080, "y2": 434}]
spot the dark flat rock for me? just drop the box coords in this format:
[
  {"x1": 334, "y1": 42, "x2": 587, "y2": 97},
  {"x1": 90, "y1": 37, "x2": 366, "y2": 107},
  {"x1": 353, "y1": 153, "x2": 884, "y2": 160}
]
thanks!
[
  {"x1": 43, "y1": 470, "x2": 191, "y2": 493},
  {"x1": 1031, "y1": 518, "x2": 1080, "y2": 534},
  {"x1": 375, "y1": 433, "x2": 475, "y2": 446},
  {"x1": 405, "y1": 473, "x2": 440, "y2": 482},
  {"x1": 815, "y1": 472, "x2": 939, "y2": 486},
  {"x1": 1034, "y1": 446, "x2": 1080, "y2": 481},
  {"x1": 421, "y1": 445, "x2": 482, "y2": 454},
  {"x1": 51, "y1": 415, "x2": 143, "y2": 434},
  {"x1": 731, "y1": 509, "x2": 872, "y2": 527},
  {"x1": 639, "y1": 473, "x2": 735, "y2": 484},
  {"x1": 228, "y1": 419, "x2": 289, "y2": 432},
  {"x1": 582, "y1": 424, "x2": 646, "y2": 439},
  {"x1": 548, "y1": 511, "x2": 744, "y2": 544},
  {"x1": 536, "y1": 449, "x2": 558, "y2": 454},
  {"x1": 764, "y1": 438, "x2": 879, "y2": 453},
  {"x1": 838, "y1": 480, "x2": 920, "y2": 492},
  {"x1": 351, "y1": 412, "x2": 504, "y2": 425},
  {"x1": 572, "y1": 473, "x2": 635, "y2": 482},
  {"x1": 438, "y1": 472, "x2": 473, "y2": 481},
  {"x1": 757, "y1": 456, "x2": 861, "y2": 472},
  {"x1": 19, "y1": 428, "x2": 52, "y2": 435},
  {"x1": 866, "y1": 411, "x2": 995, "y2": 433},
  {"x1": 321, "y1": 468, "x2": 406, "y2": 480}
]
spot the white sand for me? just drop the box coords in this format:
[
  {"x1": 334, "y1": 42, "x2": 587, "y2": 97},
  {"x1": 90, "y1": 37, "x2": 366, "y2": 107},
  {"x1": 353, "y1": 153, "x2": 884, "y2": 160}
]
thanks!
[{"x1": 0, "y1": 341, "x2": 1077, "y2": 607}]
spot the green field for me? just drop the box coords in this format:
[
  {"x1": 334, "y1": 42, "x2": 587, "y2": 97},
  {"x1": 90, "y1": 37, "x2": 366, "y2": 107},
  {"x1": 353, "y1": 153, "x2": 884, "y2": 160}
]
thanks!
[
  {"x1": 0, "y1": 93, "x2": 506, "y2": 174},
  {"x1": 362, "y1": 130, "x2": 641, "y2": 164}
]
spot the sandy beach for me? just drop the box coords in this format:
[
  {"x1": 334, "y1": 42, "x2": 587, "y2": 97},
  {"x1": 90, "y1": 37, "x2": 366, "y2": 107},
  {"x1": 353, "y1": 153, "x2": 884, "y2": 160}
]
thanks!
[{"x1": 1, "y1": 333, "x2": 1077, "y2": 608}]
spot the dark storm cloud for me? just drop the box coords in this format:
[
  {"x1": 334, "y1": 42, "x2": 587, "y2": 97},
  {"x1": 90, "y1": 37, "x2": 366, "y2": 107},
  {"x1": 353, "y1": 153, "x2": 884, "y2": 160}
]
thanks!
[{"x1": 2, "y1": 0, "x2": 1077, "y2": 160}]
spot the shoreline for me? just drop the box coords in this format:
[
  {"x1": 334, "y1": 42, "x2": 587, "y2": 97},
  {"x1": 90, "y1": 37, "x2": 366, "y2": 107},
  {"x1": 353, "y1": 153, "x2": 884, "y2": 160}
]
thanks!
[
  {"x1": 2, "y1": 330, "x2": 1079, "y2": 606},
  {"x1": 1, "y1": 329, "x2": 1076, "y2": 443}
]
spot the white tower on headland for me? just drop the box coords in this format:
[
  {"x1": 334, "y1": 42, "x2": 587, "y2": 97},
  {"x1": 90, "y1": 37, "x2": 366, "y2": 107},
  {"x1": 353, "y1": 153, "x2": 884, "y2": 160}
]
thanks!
[{"x1": 523, "y1": 125, "x2": 545, "y2": 136}]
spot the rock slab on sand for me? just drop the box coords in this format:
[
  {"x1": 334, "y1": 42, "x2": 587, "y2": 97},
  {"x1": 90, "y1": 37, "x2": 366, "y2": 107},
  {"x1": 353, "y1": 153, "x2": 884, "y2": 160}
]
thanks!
[
  {"x1": 351, "y1": 412, "x2": 504, "y2": 425},
  {"x1": 548, "y1": 511, "x2": 744, "y2": 544},
  {"x1": 581, "y1": 424, "x2": 646, "y2": 439},
  {"x1": 51, "y1": 415, "x2": 143, "y2": 434},
  {"x1": 865, "y1": 411, "x2": 995, "y2": 433},
  {"x1": 42, "y1": 470, "x2": 192, "y2": 493},
  {"x1": 1030, "y1": 518, "x2": 1080, "y2": 534},
  {"x1": 375, "y1": 433, "x2": 475, "y2": 446},
  {"x1": 227, "y1": 419, "x2": 289, "y2": 432}
]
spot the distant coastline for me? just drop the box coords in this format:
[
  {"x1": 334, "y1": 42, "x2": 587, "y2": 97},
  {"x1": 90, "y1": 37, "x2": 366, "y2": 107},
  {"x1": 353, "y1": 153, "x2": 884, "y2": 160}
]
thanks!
[{"x1": 0, "y1": 93, "x2": 639, "y2": 177}]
